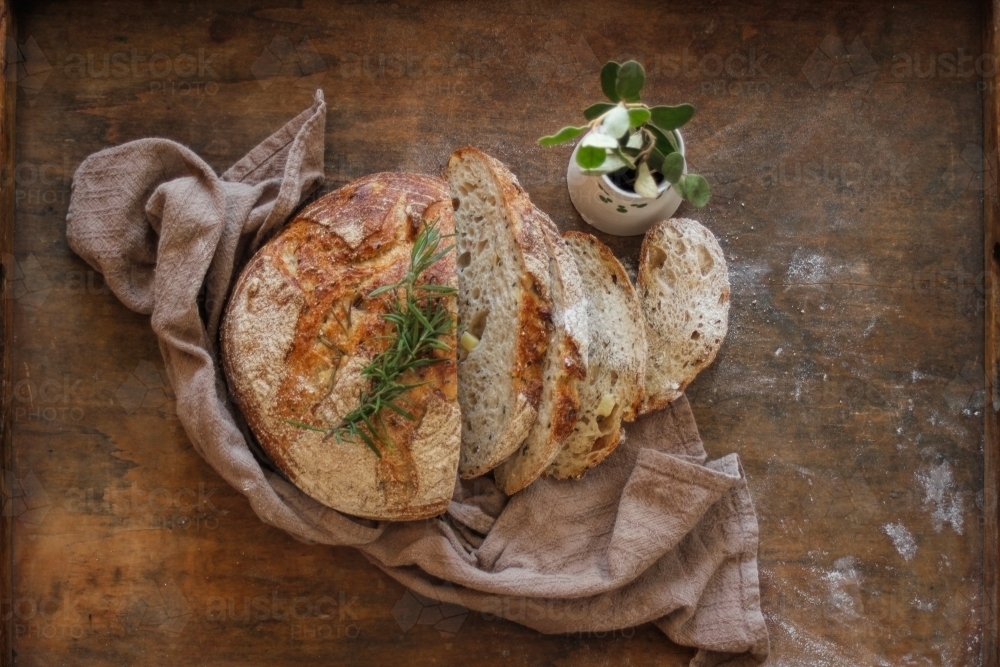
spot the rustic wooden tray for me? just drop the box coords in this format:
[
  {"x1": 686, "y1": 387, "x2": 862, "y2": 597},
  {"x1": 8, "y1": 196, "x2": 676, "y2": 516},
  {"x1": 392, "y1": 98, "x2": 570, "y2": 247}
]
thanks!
[{"x1": 0, "y1": 0, "x2": 996, "y2": 664}]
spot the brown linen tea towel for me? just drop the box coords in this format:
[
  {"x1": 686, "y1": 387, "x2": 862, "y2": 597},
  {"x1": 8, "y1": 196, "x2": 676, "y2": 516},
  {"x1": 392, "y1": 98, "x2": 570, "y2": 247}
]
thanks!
[{"x1": 66, "y1": 90, "x2": 769, "y2": 666}]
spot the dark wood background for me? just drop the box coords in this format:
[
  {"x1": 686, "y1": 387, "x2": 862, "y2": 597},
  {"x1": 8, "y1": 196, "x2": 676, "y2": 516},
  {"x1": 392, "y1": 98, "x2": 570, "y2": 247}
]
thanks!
[{"x1": 0, "y1": 0, "x2": 992, "y2": 664}]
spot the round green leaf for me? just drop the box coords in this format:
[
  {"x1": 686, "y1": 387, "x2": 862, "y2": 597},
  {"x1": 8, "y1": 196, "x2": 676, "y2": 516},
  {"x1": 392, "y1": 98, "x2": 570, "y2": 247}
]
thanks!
[
  {"x1": 662, "y1": 152, "x2": 685, "y2": 183},
  {"x1": 600, "y1": 62, "x2": 620, "y2": 102},
  {"x1": 615, "y1": 60, "x2": 645, "y2": 102},
  {"x1": 649, "y1": 104, "x2": 695, "y2": 131},
  {"x1": 646, "y1": 124, "x2": 675, "y2": 156},
  {"x1": 628, "y1": 107, "x2": 651, "y2": 127},
  {"x1": 680, "y1": 173, "x2": 710, "y2": 207},
  {"x1": 576, "y1": 145, "x2": 607, "y2": 170},
  {"x1": 538, "y1": 125, "x2": 587, "y2": 146},
  {"x1": 584, "y1": 102, "x2": 615, "y2": 121},
  {"x1": 581, "y1": 152, "x2": 628, "y2": 175},
  {"x1": 646, "y1": 147, "x2": 665, "y2": 172}
]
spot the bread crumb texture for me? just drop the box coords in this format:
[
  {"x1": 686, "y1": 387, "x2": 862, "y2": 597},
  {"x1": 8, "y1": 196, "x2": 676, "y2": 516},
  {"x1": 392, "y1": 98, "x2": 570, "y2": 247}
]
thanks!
[{"x1": 639, "y1": 217, "x2": 730, "y2": 413}]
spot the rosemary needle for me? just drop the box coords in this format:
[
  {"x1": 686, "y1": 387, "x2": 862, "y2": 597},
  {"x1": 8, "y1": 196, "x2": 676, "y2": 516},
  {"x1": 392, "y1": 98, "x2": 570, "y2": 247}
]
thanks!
[{"x1": 287, "y1": 220, "x2": 456, "y2": 457}]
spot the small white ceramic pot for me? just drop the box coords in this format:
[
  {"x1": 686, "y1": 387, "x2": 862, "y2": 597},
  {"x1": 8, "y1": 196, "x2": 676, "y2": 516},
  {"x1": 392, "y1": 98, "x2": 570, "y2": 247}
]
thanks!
[{"x1": 566, "y1": 130, "x2": 686, "y2": 236}]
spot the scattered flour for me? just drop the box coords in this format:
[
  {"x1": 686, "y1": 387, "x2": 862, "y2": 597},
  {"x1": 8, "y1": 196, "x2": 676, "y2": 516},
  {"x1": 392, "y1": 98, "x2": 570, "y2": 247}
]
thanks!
[
  {"x1": 883, "y1": 523, "x2": 918, "y2": 561},
  {"x1": 768, "y1": 617, "x2": 893, "y2": 667},
  {"x1": 823, "y1": 557, "x2": 862, "y2": 620},
  {"x1": 916, "y1": 462, "x2": 964, "y2": 534},
  {"x1": 786, "y1": 251, "x2": 830, "y2": 284},
  {"x1": 863, "y1": 316, "x2": 877, "y2": 337}
]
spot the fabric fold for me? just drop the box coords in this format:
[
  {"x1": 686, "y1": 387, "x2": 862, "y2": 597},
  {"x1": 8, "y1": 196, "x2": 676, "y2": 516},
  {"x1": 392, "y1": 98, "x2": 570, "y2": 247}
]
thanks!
[{"x1": 64, "y1": 90, "x2": 769, "y2": 666}]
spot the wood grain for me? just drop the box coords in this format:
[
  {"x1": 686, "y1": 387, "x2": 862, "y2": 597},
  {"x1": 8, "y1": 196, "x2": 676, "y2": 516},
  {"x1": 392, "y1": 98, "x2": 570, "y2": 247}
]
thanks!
[
  {"x1": 3, "y1": 0, "x2": 991, "y2": 664},
  {"x1": 0, "y1": 2, "x2": 14, "y2": 665},
  {"x1": 984, "y1": 2, "x2": 999, "y2": 665}
]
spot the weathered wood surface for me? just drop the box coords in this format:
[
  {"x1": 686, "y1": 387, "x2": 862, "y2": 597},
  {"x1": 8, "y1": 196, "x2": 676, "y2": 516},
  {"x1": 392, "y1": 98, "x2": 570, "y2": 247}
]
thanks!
[
  {"x1": 3, "y1": 0, "x2": 989, "y2": 664},
  {"x1": 0, "y1": 2, "x2": 15, "y2": 666},
  {"x1": 985, "y1": 5, "x2": 1000, "y2": 667}
]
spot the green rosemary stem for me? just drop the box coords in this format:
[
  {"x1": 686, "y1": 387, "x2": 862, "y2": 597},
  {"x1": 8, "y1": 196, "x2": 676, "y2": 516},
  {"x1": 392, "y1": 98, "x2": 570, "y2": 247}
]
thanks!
[{"x1": 287, "y1": 220, "x2": 456, "y2": 457}]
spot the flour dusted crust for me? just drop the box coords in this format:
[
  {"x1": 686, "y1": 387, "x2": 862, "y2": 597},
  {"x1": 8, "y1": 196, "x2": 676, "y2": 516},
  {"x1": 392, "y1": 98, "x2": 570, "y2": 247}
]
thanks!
[
  {"x1": 493, "y1": 208, "x2": 588, "y2": 494},
  {"x1": 544, "y1": 231, "x2": 647, "y2": 480},
  {"x1": 221, "y1": 173, "x2": 460, "y2": 521}
]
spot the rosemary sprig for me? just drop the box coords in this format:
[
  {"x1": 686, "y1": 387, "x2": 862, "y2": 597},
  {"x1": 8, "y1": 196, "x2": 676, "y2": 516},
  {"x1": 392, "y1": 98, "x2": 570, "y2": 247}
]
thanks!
[{"x1": 287, "y1": 220, "x2": 456, "y2": 457}]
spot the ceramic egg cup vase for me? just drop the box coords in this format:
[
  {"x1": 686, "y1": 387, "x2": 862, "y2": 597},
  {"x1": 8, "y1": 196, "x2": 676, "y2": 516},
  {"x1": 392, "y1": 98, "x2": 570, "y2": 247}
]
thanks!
[{"x1": 567, "y1": 130, "x2": 686, "y2": 237}]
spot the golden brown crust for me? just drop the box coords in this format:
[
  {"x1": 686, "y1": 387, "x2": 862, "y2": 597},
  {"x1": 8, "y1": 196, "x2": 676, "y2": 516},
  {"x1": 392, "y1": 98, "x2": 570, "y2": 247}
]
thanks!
[
  {"x1": 451, "y1": 147, "x2": 550, "y2": 410},
  {"x1": 543, "y1": 231, "x2": 646, "y2": 481},
  {"x1": 445, "y1": 148, "x2": 553, "y2": 479},
  {"x1": 221, "y1": 173, "x2": 460, "y2": 521},
  {"x1": 493, "y1": 212, "x2": 587, "y2": 495}
]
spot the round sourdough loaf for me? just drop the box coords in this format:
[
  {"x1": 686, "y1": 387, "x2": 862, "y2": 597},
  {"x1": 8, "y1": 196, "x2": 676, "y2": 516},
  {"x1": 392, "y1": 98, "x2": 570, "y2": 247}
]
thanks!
[{"x1": 220, "y1": 173, "x2": 460, "y2": 521}]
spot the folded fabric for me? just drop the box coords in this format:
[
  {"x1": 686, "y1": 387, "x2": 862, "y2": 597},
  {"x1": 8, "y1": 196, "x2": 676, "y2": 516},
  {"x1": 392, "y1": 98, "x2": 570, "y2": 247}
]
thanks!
[{"x1": 65, "y1": 89, "x2": 769, "y2": 665}]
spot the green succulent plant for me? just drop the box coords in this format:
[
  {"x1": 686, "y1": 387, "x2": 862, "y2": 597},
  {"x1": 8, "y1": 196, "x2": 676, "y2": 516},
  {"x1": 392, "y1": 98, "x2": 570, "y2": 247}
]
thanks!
[{"x1": 539, "y1": 60, "x2": 710, "y2": 207}]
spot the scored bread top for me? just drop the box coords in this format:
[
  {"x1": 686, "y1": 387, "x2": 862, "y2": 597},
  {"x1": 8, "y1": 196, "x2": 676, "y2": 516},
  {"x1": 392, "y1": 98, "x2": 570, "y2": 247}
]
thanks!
[
  {"x1": 544, "y1": 231, "x2": 647, "y2": 480},
  {"x1": 494, "y1": 208, "x2": 588, "y2": 495},
  {"x1": 638, "y1": 217, "x2": 730, "y2": 414},
  {"x1": 445, "y1": 147, "x2": 552, "y2": 479},
  {"x1": 220, "y1": 173, "x2": 460, "y2": 521}
]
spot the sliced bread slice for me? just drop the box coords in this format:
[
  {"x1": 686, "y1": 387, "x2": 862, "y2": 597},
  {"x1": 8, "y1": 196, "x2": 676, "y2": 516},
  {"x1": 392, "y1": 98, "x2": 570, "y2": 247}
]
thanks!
[
  {"x1": 638, "y1": 218, "x2": 730, "y2": 414},
  {"x1": 494, "y1": 209, "x2": 588, "y2": 494},
  {"x1": 544, "y1": 231, "x2": 646, "y2": 480},
  {"x1": 445, "y1": 147, "x2": 552, "y2": 479}
]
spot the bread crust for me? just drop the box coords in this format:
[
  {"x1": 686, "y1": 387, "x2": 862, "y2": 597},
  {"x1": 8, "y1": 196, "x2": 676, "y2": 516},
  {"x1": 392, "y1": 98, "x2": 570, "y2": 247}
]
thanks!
[
  {"x1": 445, "y1": 148, "x2": 553, "y2": 479},
  {"x1": 221, "y1": 173, "x2": 460, "y2": 521},
  {"x1": 493, "y1": 207, "x2": 588, "y2": 494},
  {"x1": 544, "y1": 231, "x2": 647, "y2": 480}
]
